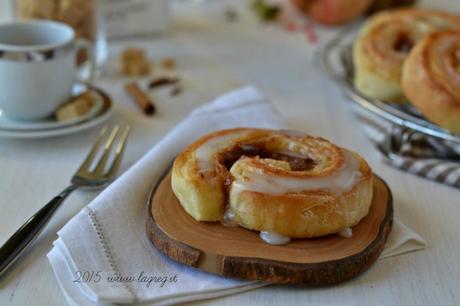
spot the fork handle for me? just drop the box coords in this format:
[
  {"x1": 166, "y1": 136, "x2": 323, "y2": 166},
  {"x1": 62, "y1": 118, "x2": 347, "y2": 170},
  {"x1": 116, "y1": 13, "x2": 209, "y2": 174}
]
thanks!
[{"x1": 0, "y1": 185, "x2": 77, "y2": 277}]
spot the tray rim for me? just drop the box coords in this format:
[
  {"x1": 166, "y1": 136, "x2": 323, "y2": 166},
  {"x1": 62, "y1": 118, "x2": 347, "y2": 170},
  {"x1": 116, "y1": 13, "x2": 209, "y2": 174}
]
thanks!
[
  {"x1": 145, "y1": 169, "x2": 394, "y2": 285},
  {"x1": 321, "y1": 26, "x2": 460, "y2": 145}
]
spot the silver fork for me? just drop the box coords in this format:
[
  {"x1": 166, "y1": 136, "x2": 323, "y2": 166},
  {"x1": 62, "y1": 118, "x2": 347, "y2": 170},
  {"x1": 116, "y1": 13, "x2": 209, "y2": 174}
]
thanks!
[{"x1": 0, "y1": 125, "x2": 130, "y2": 277}]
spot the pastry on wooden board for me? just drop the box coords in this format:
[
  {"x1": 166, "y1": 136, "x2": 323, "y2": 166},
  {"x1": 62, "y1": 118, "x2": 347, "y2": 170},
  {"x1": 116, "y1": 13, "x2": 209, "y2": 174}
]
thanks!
[{"x1": 171, "y1": 128, "x2": 373, "y2": 240}]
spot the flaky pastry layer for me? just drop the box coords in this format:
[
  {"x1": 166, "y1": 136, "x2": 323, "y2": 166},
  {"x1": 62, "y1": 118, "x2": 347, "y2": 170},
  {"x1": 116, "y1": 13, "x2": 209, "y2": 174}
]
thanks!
[
  {"x1": 172, "y1": 128, "x2": 373, "y2": 238},
  {"x1": 353, "y1": 9, "x2": 460, "y2": 102},
  {"x1": 402, "y1": 30, "x2": 460, "y2": 134}
]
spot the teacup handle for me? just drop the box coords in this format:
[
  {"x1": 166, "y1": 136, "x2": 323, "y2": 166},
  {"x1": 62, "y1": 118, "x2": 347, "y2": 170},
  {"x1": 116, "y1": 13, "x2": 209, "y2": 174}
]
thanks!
[{"x1": 75, "y1": 38, "x2": 94, "y2": 82}]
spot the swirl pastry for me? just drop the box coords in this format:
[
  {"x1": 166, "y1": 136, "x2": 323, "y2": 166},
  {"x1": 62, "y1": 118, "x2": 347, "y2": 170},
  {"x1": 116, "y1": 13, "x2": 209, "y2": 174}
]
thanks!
[
  {"x1": 353, "y1": 9, "x2": 460, "y2": 102},
  {"x1": 402, "y1": 30, "x2": 460, "y2": 134},
  {"x1": 171, "y1": 128, "x2": 373, "y2": 239}
]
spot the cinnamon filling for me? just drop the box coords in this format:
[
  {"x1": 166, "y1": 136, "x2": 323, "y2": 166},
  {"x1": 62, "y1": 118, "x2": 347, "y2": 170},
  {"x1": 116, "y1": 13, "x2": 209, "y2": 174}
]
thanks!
[
  {"x1": 394, "y1": 33, "x2": 414, "y2": 53},
  {"x1": 216, "y1": 142, "x2": 316, "y2": 220},
  {"x1": 452, "y1": 48, "x2": 460, "y2": 72},
  {"x1": 218, "y1": 143, "x2": 315, "y2": 172}
]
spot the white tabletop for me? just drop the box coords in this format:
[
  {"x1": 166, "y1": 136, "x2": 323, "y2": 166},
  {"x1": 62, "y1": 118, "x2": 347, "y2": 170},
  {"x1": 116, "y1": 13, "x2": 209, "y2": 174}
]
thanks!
[{"x1": 1, "y1": 0, "x2": 459, "y2": 305}]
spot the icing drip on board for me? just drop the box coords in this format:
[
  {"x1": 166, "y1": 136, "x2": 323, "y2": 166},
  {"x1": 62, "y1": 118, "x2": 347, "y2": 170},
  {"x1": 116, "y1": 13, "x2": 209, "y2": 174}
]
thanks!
[
  {"x1": 259, "y1": 231, "x2": 291, "y2": 245},
  {"x1": 338, "y1": 227, "x2": 353, "y2": 238}
]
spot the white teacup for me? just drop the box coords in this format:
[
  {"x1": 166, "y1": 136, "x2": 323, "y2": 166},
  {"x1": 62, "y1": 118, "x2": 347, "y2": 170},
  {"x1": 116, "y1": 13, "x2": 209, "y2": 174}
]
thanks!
[{"x1": 0, "y1": 20, "x2": 93, "y2": 120}]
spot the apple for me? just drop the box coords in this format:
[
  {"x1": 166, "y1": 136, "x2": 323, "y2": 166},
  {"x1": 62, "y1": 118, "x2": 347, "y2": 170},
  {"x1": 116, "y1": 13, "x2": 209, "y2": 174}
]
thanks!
[{"x1": 292, "y1": 0, "x2": 375, "y2": 25}]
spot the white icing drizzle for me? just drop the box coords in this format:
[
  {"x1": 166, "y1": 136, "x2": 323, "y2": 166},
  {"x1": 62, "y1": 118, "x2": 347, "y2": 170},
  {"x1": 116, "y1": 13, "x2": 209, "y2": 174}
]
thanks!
[
  {"x1": 259, "y1": 231, "x2": 291, "y2": 245},
  {"x1": 277, "y1": 149, "x2": 311, "y2": 159},
  {"x1": 195, "y1": 131, "x2": 247, "y2": 171},
  {"x1": 221, "y1": 209, "x2": 238, "y2": 227},
  {"x1": 231, "y1": 151, "x2": 362, "y2": 196},
  {"x1": 338, "y1": 227, "x2": 353, "y2": 238}
]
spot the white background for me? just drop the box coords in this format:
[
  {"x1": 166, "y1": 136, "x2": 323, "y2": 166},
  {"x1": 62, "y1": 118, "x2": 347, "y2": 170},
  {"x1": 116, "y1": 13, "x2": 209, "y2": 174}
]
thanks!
[{"x1": 0, "y1": 0, "x2": 459, "y2": 305}]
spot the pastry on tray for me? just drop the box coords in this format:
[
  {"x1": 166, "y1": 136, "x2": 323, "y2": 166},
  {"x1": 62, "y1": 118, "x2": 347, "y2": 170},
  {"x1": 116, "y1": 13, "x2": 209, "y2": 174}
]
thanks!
[
  {"x1": 353, "y1": 9, "x2": 460, "y2": 102},
  {"x1": 171, "y1": 128, "x2": 373, "y2": 242},
  {"x1": 402, "y1": 30, "x2": 460, "y2": 134}
]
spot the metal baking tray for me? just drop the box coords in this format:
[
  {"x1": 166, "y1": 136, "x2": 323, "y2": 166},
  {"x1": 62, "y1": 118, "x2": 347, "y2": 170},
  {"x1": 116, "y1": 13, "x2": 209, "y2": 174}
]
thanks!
[{"x1": 321, "y1": 26, "x2": 460, "y2": 145}]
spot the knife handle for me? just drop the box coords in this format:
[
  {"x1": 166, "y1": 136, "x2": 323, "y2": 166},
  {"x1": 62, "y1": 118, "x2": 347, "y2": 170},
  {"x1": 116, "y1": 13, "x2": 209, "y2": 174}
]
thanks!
[{"x1": 0, "y1": 185, "x2": 76, "y2": 277}]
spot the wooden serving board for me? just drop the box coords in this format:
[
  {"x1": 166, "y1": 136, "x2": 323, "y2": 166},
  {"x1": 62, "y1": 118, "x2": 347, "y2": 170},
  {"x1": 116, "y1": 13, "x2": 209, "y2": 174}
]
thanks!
[{"x1": 146, "y1": 171, "x2": 393, "y2": 285}]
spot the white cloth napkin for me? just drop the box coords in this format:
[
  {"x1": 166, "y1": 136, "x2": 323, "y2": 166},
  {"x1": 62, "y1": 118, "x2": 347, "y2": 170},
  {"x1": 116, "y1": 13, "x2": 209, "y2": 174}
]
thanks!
[
  {"x1": 48, "y1": 86, "x2": 426, "y2": 306},
  {"x1": 355, "y1": 108, "x2": 460, "y2": 189}
]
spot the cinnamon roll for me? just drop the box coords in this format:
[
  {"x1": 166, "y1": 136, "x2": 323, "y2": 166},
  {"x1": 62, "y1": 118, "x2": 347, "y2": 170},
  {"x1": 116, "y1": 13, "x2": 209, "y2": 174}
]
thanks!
[
  {"x1": 171, "y1": 128, "x2": 373, "y2": 239},
  {"x1": 402, "y1": 30, "x2": 460, "y2": 134},
  {"x1": 353, "y1": 9, "x2": 460, "y2": 102}
]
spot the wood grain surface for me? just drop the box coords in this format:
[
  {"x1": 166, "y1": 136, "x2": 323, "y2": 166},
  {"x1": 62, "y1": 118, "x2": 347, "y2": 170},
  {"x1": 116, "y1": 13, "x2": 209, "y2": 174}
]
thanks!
[{"x1": 146, "y1": 171, "x2": 393, "y2": 285}]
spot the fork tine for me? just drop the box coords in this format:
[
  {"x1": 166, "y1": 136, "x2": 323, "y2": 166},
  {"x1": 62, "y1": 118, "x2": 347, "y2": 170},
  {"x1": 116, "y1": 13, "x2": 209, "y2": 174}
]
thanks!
[
  {"x1": 92, "y1": 125, "x2": 120, "y2": 176},
  {"x1": 75, "y1": 126, "x2": 108, "y2": 175},
  {"x1": 105, "y1": 126, "x2": 130, "y2": 179}
]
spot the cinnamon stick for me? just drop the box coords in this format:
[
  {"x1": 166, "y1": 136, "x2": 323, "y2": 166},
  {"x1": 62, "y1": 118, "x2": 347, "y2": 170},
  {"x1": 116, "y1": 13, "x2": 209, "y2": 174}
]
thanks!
[
  {"x1": 125, "y1": 82, "x2": 156, "y2": 115},
  {"x1": 148, "y1": 77, "x2": 179, "y2": 89}
]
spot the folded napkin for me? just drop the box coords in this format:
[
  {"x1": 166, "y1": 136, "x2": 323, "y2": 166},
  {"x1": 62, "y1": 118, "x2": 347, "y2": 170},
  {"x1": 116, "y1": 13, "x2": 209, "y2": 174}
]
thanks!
[
  {"x1": 356, "y1": 109, "x2": 460, "y2": 189},
  {"x1": 48, "y1": 86, "x2": 426, "y2": 306}
]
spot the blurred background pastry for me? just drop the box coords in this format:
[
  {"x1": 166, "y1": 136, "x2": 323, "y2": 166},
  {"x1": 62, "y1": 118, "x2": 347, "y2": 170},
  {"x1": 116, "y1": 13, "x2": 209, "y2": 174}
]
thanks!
[
  {"x1": 402, "y1": 30, "x2": 460, "y2": 134},
  {"x1": 15, "y1": 0, "x2": 95, "y2": 41},
  {"x1": 353, "y1": 9, "x2": 460, "y2": 103}
]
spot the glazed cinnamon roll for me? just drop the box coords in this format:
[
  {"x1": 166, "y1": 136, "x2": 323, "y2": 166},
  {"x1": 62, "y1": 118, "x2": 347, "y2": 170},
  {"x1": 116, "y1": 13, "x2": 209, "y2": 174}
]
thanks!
[
  {"x1": 171, "y1": 128, "x2": 373, "y2": 239},
  {"x1": 402, "y1": 30, "x2": 460, "y2": 134},
  {"x1": 353, "y1": 9, "x2": 460, "y2": 102}
]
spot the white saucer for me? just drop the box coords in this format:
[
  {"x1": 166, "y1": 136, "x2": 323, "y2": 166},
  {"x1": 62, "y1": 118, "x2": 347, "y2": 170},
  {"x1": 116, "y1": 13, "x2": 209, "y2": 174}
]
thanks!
[
  {"x1": 0, "y1": 93, "x2": 104, "y2": 131},
  {"x1": 0, "y1": 84, "x2": 113, "y2": 138}
]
